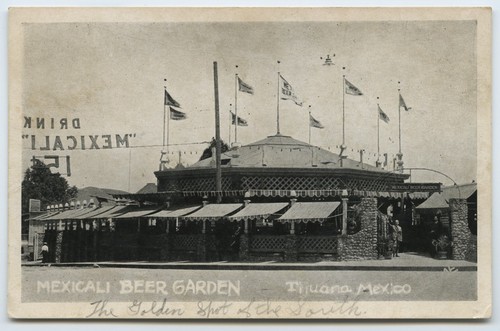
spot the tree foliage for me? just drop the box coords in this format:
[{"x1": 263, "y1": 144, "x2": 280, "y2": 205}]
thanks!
[
  {"x1": 21, "y1": 159, "x2": 78, "y2": 213},
  {"x1": 199, "y1": 138, "x2": 230, "y2": 161}
]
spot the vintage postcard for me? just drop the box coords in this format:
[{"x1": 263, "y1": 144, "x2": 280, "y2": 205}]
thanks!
[{"x1": 8, "y1": 7, "x2": 491, "y2": 319}]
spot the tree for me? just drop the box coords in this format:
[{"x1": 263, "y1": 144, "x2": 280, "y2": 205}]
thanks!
[
  {"x1": 21, "y1": 159, "x2": 78, "y2": 213},
  {"x1": 199, "y1": 138, "x2": 230, "y2": 161}
]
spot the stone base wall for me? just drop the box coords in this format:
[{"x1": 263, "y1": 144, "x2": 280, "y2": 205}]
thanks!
[
  {"x1": 338, "y1": 197, "x2": 378, "y2": 260},
  {"x1": 449, "y1": 198, "x2": 471, "y2": 260}
]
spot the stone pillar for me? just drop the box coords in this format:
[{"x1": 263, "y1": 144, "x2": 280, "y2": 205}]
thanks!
[
  {"x1": 197, "y1": 234, "x2": 207, "y2": 261},
  {"x1": 449, "y1": 198, "x2": 470, "y2": 260},
  {"x1": 159, "y1": 234, "x2": 170, "y2": 261},
  {"x1": 284, "y1": 235, "x2": 298, "y2": 262},
  {"x1": 54, "y1": 230, "x2": 64, "y2": 263},
  {"x1": 339, "y1": 197, "x2": 378, "y2": 260},
  {"x1": 341, "y1": 196, "x2": 348, "y2": 235},
  {"x1": 239, "y1": 234, "x2": 249, "y2": 261}
]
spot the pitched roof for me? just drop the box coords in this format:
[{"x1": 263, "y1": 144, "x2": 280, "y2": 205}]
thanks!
[
  {"x1": 415, "y1": 193, "x2": 450, "y2": 209},
  {"x1": 416, "y1": 183, "x2": 477, "y2": 210},
  {"x1": 188, "y1": 134, "x2": 386, "y2": 172},
  {"x1": 136, "y1": 183, "x2": 158, "y2": 194},
  {"x1": 442, "y1": 183, "x2": 476, "y2": 200}
]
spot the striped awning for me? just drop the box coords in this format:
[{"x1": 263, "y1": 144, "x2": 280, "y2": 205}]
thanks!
[
  {"x1": 46, "y1": 207, "x2": 98, "y2": 220},
  {"x1": 227, "y1": 203, "x2": 288, "y2": 221},
  {"x1": 90, "y1": 205, "x2": 129, "y2": 219},
  {"x1": 147, "y1": 206, "x2": 202, "y2": 219},
  {"x1": 30, "y1": 211, "x2": 59, "y2": 221},
  {"x1": 113, "y1": 208, "x2": 160, "y2": 219},
  {"x1": 278, "y1": 201, "x2": 341, "y2": 223},
  {"x1": 73, "y1": 205, "x2": 116, "y2": 219},
  {"x1": 181, "y1": 203, "x2": 242, "y2": 221}
]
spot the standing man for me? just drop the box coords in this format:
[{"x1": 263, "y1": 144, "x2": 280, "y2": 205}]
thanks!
[
  {"x1": 393, "y1": 220, "x2": 403, "y2": 257},
  {"x1": 41, "y1": 242, "x2": 49, "y2": 263}
]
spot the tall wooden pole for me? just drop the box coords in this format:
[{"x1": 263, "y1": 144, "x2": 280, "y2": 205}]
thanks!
[
  {"x1": 235, "y1": 67, "x2": 239, "y2": 143},
  {"x1": 342, "y1": 75, "x2": 346, "y2": 146},
  {"x1": 276, "y1": 61, "x2": 281, "y2": 135},
  {"x1": 228, "y1": 103, "x2": 232, "y2": 146},
  {"x1": 213, "y1": 62, "x2": 222, "y2": 203},
  {"x1": 308, "y1": 106, "x2": 312, "y2": 144}
]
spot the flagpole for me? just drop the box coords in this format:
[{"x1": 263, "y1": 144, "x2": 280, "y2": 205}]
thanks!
[
  {"x1": 377, "y1": 106, "x2": 381, "y2": 168},
  {"x1": 397, "y1": 82, "x2": 404, "y2": 173},
  {"x1": 228, "y1": 104, "x2": 232, "y2": 146},
  {"x1": 398, "y1": 90, "x2": 402, "y2": 155},
  {"x1": 163, "y1": 87, "x2": 167, "y2": 148},
  {"x1": 376, "y1": 97, "x2": 380, "y2": 167},
  {"x1": 342, "y1": 75, "x2": 345, "y2": 146},
  {"x1": 213, "y1": 61, "x2": 222, "y2": 203},
  {"x1": 276, "y1": 60, "x2": 281, "y2": 135},
  {"x1": 235, "y1": 66, "x2": 239, "y2": 144},
  {"x1": 308, "y1": 105, "x2": 312, "y2": 144}
]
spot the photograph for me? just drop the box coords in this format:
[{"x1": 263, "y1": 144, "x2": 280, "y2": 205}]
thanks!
[{"x1": 8, "y1": 7, "x2": 491, "y2": 319}]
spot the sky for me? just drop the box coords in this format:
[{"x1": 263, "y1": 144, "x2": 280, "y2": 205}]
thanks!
[{"x1": 21, "y1": 20, "x2": 477, "y2": 192}]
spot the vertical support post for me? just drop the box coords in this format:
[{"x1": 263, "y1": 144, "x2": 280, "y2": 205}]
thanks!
[
  {"x1": 244, "y1": 219, "x2": 249, "y2": 234},
  {"x1": 202, "y1": 219, "x2": 206, "y2": 234},
  {"x1": 342, "y1": 195, "x2": 349, "y2": 235},
  {"x1": 290, "y1": 221, "x2": 295, "y2": 235},
  {"x1": 213, "y1": 61, "x2": 222, "y2": 203}
]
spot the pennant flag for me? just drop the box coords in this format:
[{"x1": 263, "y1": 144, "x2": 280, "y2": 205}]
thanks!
[
  {"x1": 344, "y1": 78, "x2": 363, "y2": 96},
  {"x1": 231, "y1": 112, "x2": 248, "y2": 126},
  {"x1": 164, "y1": 90, "x2": 181, "y2": 108},
  {"x1": 280, "y1": 75, "x2": 303, "y2": 106},
  {"x1": 169, "y1": 107, "x2": 187, "y2": 120},
  {"x1": 399, "y1": 94, "x2": 412, "y2": 111},
  {"x1": 238, "y1": 77, "x2": 254, "y2": 95},
  {"x1": 309, "y1": 114, "x2": 324, "y2": 129},
  {"x1": 378, "y1": 105, "x2": 390, "y2": 123}
]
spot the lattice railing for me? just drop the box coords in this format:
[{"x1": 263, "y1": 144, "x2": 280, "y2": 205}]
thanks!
[
  {"x1": 242, "y1": 176, "x2": 345, "y2": 190},
  {"x1": 297, "y1": 236, "x2": 338, "y2": 253},
  {"x1": 170, "y1": 235, "x2": 198, "y2": 250},
  {"x1": 175, "y1": 177, "x2": 232, "y2": 191},
  {"x1": 345, "y1": 178, "x2": 387, "y2": 191},
  {"x1": 250, "y1": 235, "x2": 287, "y2": 252}
]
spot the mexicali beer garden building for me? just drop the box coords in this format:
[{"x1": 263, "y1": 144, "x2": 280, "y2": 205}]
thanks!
[{"x1": 27, "y1": 131, "x2": 476, "y2": 263}]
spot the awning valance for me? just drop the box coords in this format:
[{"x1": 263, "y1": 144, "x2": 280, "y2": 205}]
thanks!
[
  {"x1": 181, "y1": 203, "x2": 242, "y2": 221},
  {"x1": 147, "y1": 206, "x2": 201, "y2": 219},
  {"x1": 227, "y1": 203, "x2": 288, "y2": 221},
  {"x1": 278, "y1": 201, "x2": 341, "y2": 223},
  {"x1": 113, "y1": 208, "x2": 160, "y2": 219}
]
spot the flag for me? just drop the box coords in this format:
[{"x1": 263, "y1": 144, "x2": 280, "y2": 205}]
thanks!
[
  {"x1": 238, "y1": 77, "x2": 254, "y2": 95},
  {"x1": 399, "y1": 94, "x2": 411, "y2": 111},
  {"x1": 378, "y1": 105, "x2": 390, "y2": 123},
  {"x1": 280, "y1": 75, "x2": 303, "y2": 106},
  {"x1": 164, "y1": 90, "x2": 181, "y2": 108},
  {"x1": 309, "y1": 114, "x2": 324, "y2": 129},
  {"x1": 169, "y1": 107, "x2": 187, "y2": 120},
  {"x1": 344, "y1": 78, "x2": 363, "y2": 96},
  {"x1": 231, "y1": 112, "x2": 248, "y2": 126}
]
